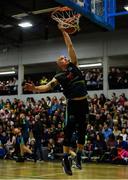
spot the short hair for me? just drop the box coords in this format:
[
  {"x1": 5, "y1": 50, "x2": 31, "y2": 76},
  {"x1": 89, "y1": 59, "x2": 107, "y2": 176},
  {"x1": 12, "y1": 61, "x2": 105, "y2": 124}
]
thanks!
[{"x1": 57, "y1": 56, "x2": 69, "y2": 63}]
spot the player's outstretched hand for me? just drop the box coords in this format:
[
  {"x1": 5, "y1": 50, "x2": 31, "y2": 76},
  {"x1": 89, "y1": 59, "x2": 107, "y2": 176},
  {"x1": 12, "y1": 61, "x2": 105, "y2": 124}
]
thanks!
[
  {"x1": 24, "y1": 83, "x2": 35, "y2": 92},
  {"x1": 58, "y1": 24, "x2": 65, "y2": 32}
]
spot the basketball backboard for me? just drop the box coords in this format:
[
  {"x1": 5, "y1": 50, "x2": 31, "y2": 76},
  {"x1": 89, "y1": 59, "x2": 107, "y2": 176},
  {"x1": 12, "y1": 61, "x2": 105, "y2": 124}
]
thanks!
[
  {"x1": 55, "y1": 0, "x2": 115, "y2": 30},
  {"x1": 55, "y1": 0, "x2": 128, "y2": 31}
]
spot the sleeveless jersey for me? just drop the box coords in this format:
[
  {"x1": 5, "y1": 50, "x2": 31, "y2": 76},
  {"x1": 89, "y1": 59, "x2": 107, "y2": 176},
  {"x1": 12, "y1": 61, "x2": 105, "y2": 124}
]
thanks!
[{"x1": 55, "y1": 62, "x2": 87, "y2": 99}]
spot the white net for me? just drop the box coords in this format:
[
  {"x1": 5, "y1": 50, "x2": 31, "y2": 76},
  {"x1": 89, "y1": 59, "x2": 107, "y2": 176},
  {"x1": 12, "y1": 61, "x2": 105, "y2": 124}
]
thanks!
[{"x1": 51, "y1": 7, "x2": 81, "y2": 32}]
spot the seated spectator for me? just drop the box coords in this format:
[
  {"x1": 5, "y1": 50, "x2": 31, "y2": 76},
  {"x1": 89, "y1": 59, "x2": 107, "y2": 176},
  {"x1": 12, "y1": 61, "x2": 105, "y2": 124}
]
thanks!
[
  {"x1": 118, "y1": 94, "x2": 126, "y2": 106},
  {"x1": 4, "y1": 133, "x2": 16, "y2": 159},
  {"x1": 56, "y1": 131, "x2": 64, "y2": 153},
  {"x1": 40, "y1": 76, "x2": 48, "y2": 85},
  {"x1": 0, "y1": 126, "x2": 8, "y2": 145},
  {"x1": 0, "y1": 140, "x2": 6, "y2": 159},
  {"x1": 46, "y1": 96, "x2": 52, "y2": 108},
  {"x1": 113, "y1": 125, "x2": 121, "y2": 140},
  {"x1": 120, "y1": 128, "x2": 128, "y2": 141},
  {"x1": 106, "y1": 113, "x2": 113, "y2": 129},
  {"x1": 102, "y1": 122, "x2": 113, "y2": 141},
  {"x1": 117, "y1": 135, "x2": 128, "y2": 150},
  {"x1": 84, "y1": 138, "x2": 93, "y2": 161},
  {"x1": 106, "y1": 134, "x2": 117, "y2": 151},
  {"x1": 100, "y1": 133, "x2": 117, "y2": 163},
  {"x1": 48, "y1": 138, "x2": 56, "y2": 160},
  {"x1": 86, "y1": 124, "x2": 96, "y2": 142},
  {"x1": 91, "y1": 94, "x2": 98, "y2": 105},
  {"x1": 97, "y1": 72, "x2": 103, "y2": 89},
  {"x1": 116, "y1": 68, "x2": 124, "y2": 89},
  {"x1": 112, "y1": 135, "x2": 128, "y2": 163},
  {"x1": 93, "y1": 133, "x2": 107, "y2": 159},
  {"x1": 98, "y1": 93, "x2": 106, "y2": 108},
  {"x1": 111, "y1": 92, "x2": 118, "y2": 106}
]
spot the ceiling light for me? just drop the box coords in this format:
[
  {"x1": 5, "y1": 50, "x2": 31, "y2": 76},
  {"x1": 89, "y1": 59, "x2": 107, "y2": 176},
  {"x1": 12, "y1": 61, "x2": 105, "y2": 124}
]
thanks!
[
  {"x1": 18, "y1": 22, "x2": 33, "y2": 28},
  {"x1": 124, "y1": 6, "x2": 128, "y2": 11},
  {"x1": 12, "y1": 7, "x2": 58, "y2": 19},
  {"x1": 79, "y1": 63, "x2": 102, "y2": 68},
  {"x1": 0, "y1": 24, "x2": 13, "y2": 28},
  {"x1": 0, "y1": 71, "x2": 15, "y2": 75}
]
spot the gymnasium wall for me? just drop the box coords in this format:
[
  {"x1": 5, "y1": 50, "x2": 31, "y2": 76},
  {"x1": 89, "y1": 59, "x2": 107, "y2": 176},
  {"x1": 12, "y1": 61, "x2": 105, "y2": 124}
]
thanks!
[{"x1": 0, "y1": 30, "x2": 128, "y2": 67}]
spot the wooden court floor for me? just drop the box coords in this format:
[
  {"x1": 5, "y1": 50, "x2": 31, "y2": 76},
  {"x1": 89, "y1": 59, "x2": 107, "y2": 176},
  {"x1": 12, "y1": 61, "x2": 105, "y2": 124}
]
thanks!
[{"x1": 0, "y1": 160, "x2": 128, "y2": 179}]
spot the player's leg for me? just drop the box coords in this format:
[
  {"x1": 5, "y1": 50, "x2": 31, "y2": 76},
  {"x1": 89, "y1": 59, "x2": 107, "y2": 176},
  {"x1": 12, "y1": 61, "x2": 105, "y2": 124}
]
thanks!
[
  {"x1": 62, "y1": 125, "x2": 76, "y2": 175},
  {"x1": 62, "y1": 100, "x2": 76, "y2": 175},
  {"x1": 75, "y1": 99, "x2": 87, "y2": 169}
]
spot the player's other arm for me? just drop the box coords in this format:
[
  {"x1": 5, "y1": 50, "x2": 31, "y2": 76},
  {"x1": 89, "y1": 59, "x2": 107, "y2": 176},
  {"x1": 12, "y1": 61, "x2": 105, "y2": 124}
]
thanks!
[
  {"x1": 24, "y1": 77, "x2": 59, "y2": 93},
  {"x1": 60, "y1": 27, "x2": 78, "y2": 66}
]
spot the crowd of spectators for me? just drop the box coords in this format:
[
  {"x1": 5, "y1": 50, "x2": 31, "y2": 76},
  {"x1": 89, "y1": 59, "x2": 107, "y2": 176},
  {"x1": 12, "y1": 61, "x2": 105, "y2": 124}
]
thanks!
[
  {"x1": 83, "y1": 68, "x2": 103, "y2": 90},
  {"x1": 0, "y1": 92, "x2": 128, "y2": 164},
  {"x1": 108, "y1": 67, "x2": 128, "y2": 89},
  {"x1": 23, "y1": 68, "x2": 103, "y2": 94},
  {"x1": 0, "y1": 96, "x2": 66, "y2": 161},
  {"x1": 23, "y1": 66, "x2": 128, "y2": 92},
  {"x1": 23, "y1": 74, "x2": 63, "y2": 94},
  {"x1": 0, "y1": 77, "x2": 18, "y2": 95},
  {"x1": 1, "y1": 66, "x2": 128, "y2": 95},
  {"x1": 84, "y1": 92, "x2": 128, "y2": 164}
]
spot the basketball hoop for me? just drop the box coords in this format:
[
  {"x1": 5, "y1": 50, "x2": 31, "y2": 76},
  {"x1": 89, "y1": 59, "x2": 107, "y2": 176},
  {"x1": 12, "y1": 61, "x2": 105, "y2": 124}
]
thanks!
[{"x1": 51, "y1": 6, "x2": 81, "y2": 34}]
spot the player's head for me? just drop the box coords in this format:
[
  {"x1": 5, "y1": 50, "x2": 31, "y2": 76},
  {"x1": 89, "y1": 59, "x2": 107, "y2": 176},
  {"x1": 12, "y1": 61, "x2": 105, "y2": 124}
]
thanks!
[{"x1": 56, "y1": 56, "x2": 69, "y2": 70}]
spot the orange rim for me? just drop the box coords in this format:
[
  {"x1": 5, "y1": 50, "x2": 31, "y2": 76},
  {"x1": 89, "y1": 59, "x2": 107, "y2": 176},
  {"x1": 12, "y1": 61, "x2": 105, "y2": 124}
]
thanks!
[
  {"x1": 52, "y1": 6, "x2": 81, "y2": 17},
  {"x1": 55, "y1": 6, "x2": 72, "y2": 12}
]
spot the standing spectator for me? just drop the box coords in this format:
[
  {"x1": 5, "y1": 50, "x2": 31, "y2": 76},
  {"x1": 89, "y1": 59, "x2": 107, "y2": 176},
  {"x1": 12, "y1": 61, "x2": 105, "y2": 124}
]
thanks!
[
  {"x1": 108, "y1": 68, "x2": 117, "y2": 89},
  {"x1": 19, "y1": 113, "x2": 29, "y2": 145},
  {"x1": 32, "y1": 114, "x2": 44, "y2": 162}
]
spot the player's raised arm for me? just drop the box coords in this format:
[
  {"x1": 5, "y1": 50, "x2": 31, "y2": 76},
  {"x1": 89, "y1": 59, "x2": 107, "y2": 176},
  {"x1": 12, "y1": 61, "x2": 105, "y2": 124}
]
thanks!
[
  {"x1": 59, "y1": 26, "x2": 78, "y2": 66},
  {"x1": 24, "y1": 77, "x2": 59, "y2": 93}
]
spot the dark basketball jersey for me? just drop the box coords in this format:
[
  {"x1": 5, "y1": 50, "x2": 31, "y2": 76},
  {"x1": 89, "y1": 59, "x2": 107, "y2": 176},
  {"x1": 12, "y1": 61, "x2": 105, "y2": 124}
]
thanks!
[{"x1": 55, "y1": 62, "x2": 87, "y2": 99}]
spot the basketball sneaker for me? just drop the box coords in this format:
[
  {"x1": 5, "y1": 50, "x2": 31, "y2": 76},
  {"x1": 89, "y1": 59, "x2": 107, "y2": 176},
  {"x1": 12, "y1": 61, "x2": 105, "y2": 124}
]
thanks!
[{"x1": 62, "y1": 156, "x2": 72, "y2": 176}]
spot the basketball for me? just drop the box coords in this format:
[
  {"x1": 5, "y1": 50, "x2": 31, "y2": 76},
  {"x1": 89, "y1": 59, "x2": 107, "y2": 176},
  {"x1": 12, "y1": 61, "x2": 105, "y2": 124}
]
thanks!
[{"x1": 65, "y1": 27, "x2": 77, "y2": 34}]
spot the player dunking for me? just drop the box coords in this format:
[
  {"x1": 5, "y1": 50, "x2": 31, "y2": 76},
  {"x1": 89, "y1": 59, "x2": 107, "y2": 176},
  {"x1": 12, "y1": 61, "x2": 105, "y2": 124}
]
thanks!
[{"x1": 24, "y1": 25, "x2": 88, "y2": 176}]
